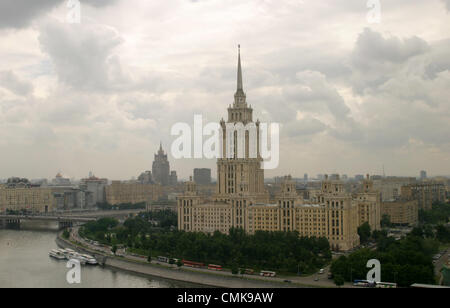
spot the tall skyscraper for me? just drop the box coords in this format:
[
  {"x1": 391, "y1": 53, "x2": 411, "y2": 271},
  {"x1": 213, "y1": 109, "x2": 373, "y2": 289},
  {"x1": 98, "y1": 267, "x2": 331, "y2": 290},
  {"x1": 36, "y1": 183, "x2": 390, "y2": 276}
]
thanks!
[
  {"x1": 216, "y1": 45, "x2": 266, "y2": 200},
  {"x1": 170, "y1": 171, "x2": 178, "y2": 186},
  {"x1": 177, "y1": 47, "x2": 377, "y2": 251},
  {"x1": 152, "y1": 143, "x2": 170, "y2": 186},
  {"x1": 194, "y1": 168, "x2": 212, "y2": 185}
]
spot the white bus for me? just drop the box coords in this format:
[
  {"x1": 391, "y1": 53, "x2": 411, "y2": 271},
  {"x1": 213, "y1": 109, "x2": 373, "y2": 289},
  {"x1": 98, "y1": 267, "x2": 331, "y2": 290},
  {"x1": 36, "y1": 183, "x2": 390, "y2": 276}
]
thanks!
[{"x1": 260, "y1": 270, "x2": 276, "y2": 277}]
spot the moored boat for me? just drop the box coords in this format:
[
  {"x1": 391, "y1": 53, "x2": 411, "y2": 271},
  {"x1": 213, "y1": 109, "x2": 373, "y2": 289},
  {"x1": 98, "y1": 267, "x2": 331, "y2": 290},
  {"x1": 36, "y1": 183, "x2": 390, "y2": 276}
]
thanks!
[
  {"x1": 80, "y1": 253, "x2": 98, "y2": 265},
  {"x1": 49, "y1": 249, "x2": 66, "y2": 260}
]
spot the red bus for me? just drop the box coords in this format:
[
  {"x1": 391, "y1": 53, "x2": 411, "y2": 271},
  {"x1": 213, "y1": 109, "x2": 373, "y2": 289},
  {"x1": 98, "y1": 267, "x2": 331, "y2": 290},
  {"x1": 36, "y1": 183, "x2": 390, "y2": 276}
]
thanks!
[
  {"x1": 208, "y1": 264, "x2": 222, "y2": 271},
  {"x1": 244, "y1": 268, "x2": 254, "y2": 275},
  {"x1": 182, "y1": 260, "x2": 205, "y2": 268}
]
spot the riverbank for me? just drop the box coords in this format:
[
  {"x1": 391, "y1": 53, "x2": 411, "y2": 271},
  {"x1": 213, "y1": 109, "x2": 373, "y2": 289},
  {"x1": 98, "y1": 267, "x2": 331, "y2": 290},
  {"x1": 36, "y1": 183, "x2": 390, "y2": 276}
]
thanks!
[{"x1": 56, "y1": 231, "x2": 334, "y2": 288}]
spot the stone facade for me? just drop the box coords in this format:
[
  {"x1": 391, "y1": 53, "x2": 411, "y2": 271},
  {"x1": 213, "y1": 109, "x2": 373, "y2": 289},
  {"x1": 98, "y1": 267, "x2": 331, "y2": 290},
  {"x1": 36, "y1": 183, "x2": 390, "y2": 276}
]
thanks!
[
  {"x1": 352, "y1": 175, "x2": 381, "y2": 231},
  {"x1": 401, "y1": 182, "x2": 446, "y2": 210},
  {"x1": 0, "y1": 186, "x2": 54, "y2": 213},
  {"x1": 79, "y1": 176, "x2": 108, "y2": 207},
  {"x1": 105, "y1": 181, "x2": 162, "y2": 205},
  {"x1": 177, "y1": 48, "x2": 380, "y2": 251},
  {"x1": 381, "y1": 199, "x2": 418, "y2": 226}
]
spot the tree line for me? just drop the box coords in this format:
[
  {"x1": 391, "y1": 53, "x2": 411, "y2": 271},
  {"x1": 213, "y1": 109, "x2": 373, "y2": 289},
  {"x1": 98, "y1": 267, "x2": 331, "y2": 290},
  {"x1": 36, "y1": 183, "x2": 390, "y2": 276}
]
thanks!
[{"x1": 80, "y1": 216, "x2": 331, "y2": 275}]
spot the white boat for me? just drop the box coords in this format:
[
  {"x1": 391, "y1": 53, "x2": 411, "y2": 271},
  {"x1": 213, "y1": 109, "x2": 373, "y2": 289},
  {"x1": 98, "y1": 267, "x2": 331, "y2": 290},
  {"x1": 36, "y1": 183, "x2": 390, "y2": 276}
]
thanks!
[
  {"x1": 49, "y1": 249, "x2": 66, "y2": 260},
  {"x1": 80, "y1": 253, "x2": 98, "y2": 265},
  {"x1": 66, "y1": 251, "x2": 87, "y2": 265}
]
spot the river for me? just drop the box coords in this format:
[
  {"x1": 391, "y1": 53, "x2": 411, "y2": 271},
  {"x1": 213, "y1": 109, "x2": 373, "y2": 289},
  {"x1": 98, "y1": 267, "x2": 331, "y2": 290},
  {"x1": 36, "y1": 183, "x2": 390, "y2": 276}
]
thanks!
[{"x1": 0, "y1": 229, "x2": 199, "y2": 288}]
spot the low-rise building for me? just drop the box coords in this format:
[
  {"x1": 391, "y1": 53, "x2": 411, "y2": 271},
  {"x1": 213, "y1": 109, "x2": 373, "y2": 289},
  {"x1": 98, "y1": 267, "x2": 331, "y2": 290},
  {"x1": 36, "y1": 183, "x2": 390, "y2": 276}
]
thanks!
[
  {"x1": 79, "y1": 175, "x2": 108, "y2": 207},
  {"x1": 381, "y1": 199, "x2": 418, "y2": 226},
  {"x1": 401, "y1": 182, "x2": 446, "y2": 210},
  {"x1": 105, "y1": 181, "x2": 162, "y2": 205},
  {"x1": 0, "y1": 186, "x2": 54, "y2": 213}
]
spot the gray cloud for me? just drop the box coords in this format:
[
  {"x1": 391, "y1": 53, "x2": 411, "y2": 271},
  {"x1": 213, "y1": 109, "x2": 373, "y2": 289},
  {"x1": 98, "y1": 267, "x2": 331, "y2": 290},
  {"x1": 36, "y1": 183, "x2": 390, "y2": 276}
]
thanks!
[
  {"x1": 0, "y1": 71, "x2": 33, "y2": 96},
  {"x1": 442, "y1": 0, "x2": 450, "y2": 11},
  {"x1": 0, "y1": 0, "x2": 121, "y2": 29},
  {"x1": 38, "y1": 20, "x2": 124, "y2": 91},
  {"x1": 350, "y1": 28, "x2": 429, "y2": 94},
  {"x1": 0, "y1": 0, "x2": 61, "y2": 29}
]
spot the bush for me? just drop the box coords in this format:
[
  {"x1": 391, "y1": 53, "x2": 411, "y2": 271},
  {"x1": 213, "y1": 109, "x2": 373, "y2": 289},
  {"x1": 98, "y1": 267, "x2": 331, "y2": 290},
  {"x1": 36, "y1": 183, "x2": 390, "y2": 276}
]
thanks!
[{"x1": 62, "y1": 229, "x2": 70, "y2": 239}]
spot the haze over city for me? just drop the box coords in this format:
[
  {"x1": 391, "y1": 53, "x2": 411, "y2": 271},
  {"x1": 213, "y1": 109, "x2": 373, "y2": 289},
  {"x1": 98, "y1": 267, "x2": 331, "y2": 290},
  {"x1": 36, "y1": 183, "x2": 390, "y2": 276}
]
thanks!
[{"x1": 1, "y1": 0, "x2": 450, "y2": 181}]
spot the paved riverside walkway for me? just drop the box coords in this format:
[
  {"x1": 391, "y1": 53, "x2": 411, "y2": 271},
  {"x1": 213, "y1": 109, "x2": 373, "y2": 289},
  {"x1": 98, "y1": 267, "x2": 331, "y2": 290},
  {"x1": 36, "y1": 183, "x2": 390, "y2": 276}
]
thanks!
[{"x1": 58, "y1": 228, "x2": 352, "y2": 288}]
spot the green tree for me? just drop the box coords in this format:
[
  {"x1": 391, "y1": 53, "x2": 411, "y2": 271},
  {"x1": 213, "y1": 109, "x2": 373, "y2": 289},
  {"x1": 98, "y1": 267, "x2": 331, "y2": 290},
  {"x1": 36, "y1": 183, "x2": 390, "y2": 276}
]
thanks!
[
  {"x1": 436, "y1": 225, "x2": 450, "y2": 243},
  {"x1": 111, "y1": 245, "x2": 117, "y2": 255},
  {"x1": 411, "y1": 227, "x2": 424, "y2": 238},
  {"x1": 62, "y1": 229, "x2": 70, "y2": 239},
  {"x1": 231, "y1": 263, "x2": 239, "y2": 275},
  {"x1": 147, "y1": 250, "x2": 152, "y2": 262},
  {"x1": 334, "y1": 275, "x2": 344, "y2": 287},
  {"x1": 357, "y1": 222, "x2": 371, "y2": 245},
  {"x1": 381, "y1": 214, "x2": 391, "y2": 228}
]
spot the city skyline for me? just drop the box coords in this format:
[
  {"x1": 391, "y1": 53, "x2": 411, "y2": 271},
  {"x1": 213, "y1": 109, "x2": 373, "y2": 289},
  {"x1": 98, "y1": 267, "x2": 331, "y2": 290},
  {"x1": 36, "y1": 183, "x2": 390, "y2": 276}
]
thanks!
[{"x1": 1, "y1": 0, "x2": 450, "y2": 180}]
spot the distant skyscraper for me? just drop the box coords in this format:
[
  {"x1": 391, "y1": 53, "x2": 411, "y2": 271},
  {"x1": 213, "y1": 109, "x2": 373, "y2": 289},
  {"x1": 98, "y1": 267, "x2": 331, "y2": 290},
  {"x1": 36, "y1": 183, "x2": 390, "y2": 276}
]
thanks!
[
  {"x1": 303, "y1": 173, "x2": 308, "y2": 183},
  {"x1": 194, "y1": 168, "x2": 212, "y2": 185},
  {"x1": 420, "y1": 170, "x2": 427, "y2": 180},
  {"x1": 170, "y1": 171, "x2": 178, "y2": 185},
  {"x1": 152, "y1": 143, "x2": 170, "y2": 186}
]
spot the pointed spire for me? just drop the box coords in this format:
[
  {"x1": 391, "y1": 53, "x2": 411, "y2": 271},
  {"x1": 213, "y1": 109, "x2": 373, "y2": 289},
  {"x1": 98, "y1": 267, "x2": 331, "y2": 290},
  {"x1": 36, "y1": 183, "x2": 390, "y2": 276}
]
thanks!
[{"x1": 237, "y1": 44, "x2": 243, "y2": 92}]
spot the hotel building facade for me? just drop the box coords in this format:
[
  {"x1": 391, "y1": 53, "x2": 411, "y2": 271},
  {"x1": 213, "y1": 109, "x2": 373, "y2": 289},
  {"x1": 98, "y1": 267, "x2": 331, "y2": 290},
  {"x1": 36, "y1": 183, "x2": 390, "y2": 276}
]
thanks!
[{"x1": 177, "y1": 48, "x2": 381, "y2": 251}]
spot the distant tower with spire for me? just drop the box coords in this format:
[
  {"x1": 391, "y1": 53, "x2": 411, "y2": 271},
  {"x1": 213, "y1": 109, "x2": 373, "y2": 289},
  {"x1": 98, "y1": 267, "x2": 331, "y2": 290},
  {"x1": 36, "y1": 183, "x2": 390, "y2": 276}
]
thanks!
[
  {"x1": 216, "y1": 45, "x2": 265, "y2": 198},
  {"x1": 152, "y1": 142, "x2": 170, "y2": 186}
]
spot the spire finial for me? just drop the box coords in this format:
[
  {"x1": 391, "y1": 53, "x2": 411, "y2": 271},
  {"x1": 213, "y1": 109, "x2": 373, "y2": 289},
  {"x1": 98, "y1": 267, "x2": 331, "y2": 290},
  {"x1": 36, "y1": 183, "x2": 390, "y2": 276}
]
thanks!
[{"x1": 237, "y1": 44, "x2": 243, "y2": 91}]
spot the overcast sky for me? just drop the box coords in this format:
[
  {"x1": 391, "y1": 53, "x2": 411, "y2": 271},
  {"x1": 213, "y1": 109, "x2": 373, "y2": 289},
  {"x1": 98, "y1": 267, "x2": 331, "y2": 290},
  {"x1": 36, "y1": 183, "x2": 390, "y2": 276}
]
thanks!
[{"x1": 0, "y1": 0, "x2": 449, "y2": 181}]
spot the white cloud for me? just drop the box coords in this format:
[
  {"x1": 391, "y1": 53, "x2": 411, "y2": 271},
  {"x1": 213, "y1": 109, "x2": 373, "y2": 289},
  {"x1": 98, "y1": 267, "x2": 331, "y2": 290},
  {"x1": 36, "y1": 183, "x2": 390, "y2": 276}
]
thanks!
[{"x1": 0, "y1": 0, "x2": 449, "y2": 179}]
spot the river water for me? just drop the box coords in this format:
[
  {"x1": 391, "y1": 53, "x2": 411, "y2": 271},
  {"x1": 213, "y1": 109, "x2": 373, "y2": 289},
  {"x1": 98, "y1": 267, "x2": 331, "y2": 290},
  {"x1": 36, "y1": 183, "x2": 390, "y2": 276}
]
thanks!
[{"x1": 0, "y1": 229, "x2": 196, "y2": 288}]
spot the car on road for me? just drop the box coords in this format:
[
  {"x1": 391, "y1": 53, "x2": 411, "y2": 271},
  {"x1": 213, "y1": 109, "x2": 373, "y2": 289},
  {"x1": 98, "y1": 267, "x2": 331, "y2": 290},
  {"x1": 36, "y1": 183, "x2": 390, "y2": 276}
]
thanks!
[{"x1": 283, "y1": 280, "x2": 292, "y2": 283}]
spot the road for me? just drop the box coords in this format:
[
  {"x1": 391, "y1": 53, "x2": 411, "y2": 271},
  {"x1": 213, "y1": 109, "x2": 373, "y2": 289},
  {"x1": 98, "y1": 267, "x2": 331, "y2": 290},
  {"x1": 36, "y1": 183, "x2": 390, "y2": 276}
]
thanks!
[
  {"x1": 434, "y1": 248, "x2": 449, "y2": 279},
  {"x1": 68, "y1": 227, "x2": 352, "y2": 288}
]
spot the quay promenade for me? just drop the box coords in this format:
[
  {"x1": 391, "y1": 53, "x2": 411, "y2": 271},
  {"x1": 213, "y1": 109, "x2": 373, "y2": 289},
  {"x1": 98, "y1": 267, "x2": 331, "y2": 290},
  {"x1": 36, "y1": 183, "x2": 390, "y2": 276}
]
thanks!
[{"x1": 57, "y1": 229, "x2": 342, "y2": 288}]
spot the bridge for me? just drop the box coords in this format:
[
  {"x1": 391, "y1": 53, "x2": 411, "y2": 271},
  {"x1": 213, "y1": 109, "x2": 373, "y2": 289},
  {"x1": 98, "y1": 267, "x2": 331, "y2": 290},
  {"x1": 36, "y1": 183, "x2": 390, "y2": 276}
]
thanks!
[
  {"x1": 0, "y1": 209, "x2": 142, "y2": 230},
  {"x1": 0, "y1": 214, "x2": 96, "y2": 230}
]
